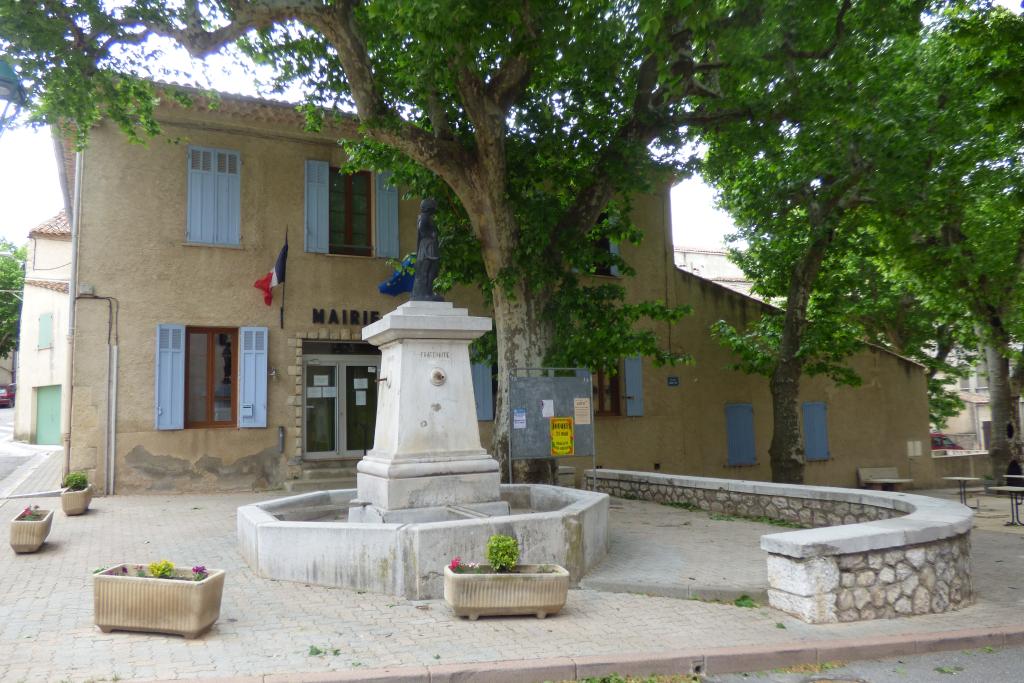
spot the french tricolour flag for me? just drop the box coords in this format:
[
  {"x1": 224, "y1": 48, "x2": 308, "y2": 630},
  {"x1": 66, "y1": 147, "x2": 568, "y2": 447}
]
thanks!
[{"x1": 253, "y1": 238, "x2": 288, "y2": 306}]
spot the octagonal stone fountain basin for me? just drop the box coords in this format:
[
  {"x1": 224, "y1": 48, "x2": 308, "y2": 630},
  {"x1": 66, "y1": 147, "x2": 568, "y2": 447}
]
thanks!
[{"x1": 237, "y1": 484, "x2": 609, "y2": 600}]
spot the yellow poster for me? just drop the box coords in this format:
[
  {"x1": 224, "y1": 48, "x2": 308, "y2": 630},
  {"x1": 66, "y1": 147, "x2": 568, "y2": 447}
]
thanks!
[{"x1": 550, "y1": 417, "x2": 574, "y2": 456}]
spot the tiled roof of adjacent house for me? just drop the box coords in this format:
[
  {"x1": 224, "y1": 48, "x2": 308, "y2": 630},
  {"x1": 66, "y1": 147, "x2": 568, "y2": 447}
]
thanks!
[
  {"x1": 28, "y1": 211, "x2": 71, "y2": 239},
  {"x1": 24, "y1": 279, "x2": 69, "y2": 294}
]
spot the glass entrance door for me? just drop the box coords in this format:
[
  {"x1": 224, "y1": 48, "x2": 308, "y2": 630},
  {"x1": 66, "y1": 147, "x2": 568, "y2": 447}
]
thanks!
[
  {"x1": 304, "y1": 364, "x2": 337, "y2": 457},
  {"x1": 343, "y1": 363, "x2": 378, "y2": 454},
  {"x1": 304, "y1": 355, "x2": 379, "y2": 459}
]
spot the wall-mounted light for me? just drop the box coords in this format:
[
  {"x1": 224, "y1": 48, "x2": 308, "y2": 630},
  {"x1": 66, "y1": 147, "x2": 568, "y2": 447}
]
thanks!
[{"x1": 0, "y1": 58, "x2": 26, "y2": 141}]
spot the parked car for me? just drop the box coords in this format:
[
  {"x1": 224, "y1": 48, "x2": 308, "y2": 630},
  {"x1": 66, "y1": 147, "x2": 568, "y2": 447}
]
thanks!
[
  {"x1": 931, "y1": 432, "x2": 963, "y2": 450},
  {"x1": 0, "y1": 385, "x2": 13, "y2": 409}
]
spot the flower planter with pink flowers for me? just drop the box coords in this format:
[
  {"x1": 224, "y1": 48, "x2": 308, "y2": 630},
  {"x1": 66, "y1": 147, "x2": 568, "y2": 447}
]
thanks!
[
  {"x1": 10, "y1": 506, "x2": 53, "y2": 553},
  {"x1": 93, "y1": 562, "x2": 225, "y2": 638},
  {"x1": 443, "y1": 534, "x2": 569, "y2": 620}
]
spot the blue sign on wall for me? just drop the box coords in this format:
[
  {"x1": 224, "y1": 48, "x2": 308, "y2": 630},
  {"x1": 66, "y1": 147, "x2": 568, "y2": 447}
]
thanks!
[{"x1": 667, "y1": 376, "x2": 680, "y2": 387}]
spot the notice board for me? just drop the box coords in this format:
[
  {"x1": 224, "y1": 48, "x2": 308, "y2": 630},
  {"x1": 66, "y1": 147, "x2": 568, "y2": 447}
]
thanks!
[{"x1": 508, "y1": 368, "x2": 596, "y2": 483}]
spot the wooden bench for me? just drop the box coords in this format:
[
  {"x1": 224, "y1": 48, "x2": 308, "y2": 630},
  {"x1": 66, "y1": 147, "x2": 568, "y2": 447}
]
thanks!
[{"x1": 857, "y1": 467, "x2": 914, "y2": 491}]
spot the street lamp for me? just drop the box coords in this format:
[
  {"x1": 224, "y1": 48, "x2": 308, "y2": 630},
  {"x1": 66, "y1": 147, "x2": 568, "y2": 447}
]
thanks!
[{"x1": 0, "y1": 58, "x2": 26, "y2": 141}]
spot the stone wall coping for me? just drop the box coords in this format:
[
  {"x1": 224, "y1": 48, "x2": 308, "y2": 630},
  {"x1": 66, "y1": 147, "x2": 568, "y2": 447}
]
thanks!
[{"x1": 586, "y1": 469, "x2": 972, "y2": 559}]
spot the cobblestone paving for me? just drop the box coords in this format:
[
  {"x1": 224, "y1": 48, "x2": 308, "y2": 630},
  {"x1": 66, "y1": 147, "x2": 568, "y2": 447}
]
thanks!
[{"x1": 2, "y1": 455, "x2": 1023, "y2": 682}]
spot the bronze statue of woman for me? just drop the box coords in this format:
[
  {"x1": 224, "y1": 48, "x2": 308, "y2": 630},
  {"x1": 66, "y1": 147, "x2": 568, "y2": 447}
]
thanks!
[{"x1": 411, "y1": 198, "x2": 444, "y2": 302}]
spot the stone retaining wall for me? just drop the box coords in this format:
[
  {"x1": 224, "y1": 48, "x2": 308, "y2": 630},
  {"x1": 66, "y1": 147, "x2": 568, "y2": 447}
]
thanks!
[
  {"x1": 589, "y1": 472, "x2": 897, "y2": 527},
  {"x1": 586, "y1": 469, "x2": 973, "y2": 624}
]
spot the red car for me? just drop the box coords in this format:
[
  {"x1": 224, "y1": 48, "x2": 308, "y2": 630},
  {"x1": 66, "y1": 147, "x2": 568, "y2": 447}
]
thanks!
[
  {"x1": 930, "y1": 432, "x2": 963, "y2": 450},
  {"x1": 0, "y1": 385, "x2": 12, "y2": 409}
]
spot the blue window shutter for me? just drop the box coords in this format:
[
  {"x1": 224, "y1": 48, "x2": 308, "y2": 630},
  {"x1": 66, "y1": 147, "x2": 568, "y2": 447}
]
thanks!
[
  {"x1": 238, "y1": 327, "x2": 268, "y2": 428},
  {"x1": 375, "y1": 171, "x2": 400, "y2": 258},
  {"x1": 38, "y1": 313, "x2": 53, "y2": 349},
  {"x1": 155, "y1": 324, "x2": 185, "y2": 430},
  {"x1": 609, "y1": 241, "x2": 621, "y2": 277},
  {"x1": 471, "y1": 362, "x2": 494, "y2": 421},
  {"x1": 187, "y1": 147, "x2": 240, "y2": 245},
  {"x1": 217, "y1": 151, "x2": 241, "y2": 245},
  {"x1": 803, "y1": 401, "x2": 829, "y2": 461},
  {"x1": 725, "y1": 403, "x2": 756, "y2": 465},
  {"x1": 304, "y1": 160, "x2": 329, "y2": 253},
  {"x1": 623, "y1": 355, "x2": 644, "y2": 416}
]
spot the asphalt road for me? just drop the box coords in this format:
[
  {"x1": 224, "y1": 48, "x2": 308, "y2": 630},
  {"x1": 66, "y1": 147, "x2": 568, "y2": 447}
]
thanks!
[
  {"x1": 0, "y1": 407, "x2": 23, "y2": 482},
  {"x1": 707, "y1": 645, "x2": 1024, "y2": 682}
]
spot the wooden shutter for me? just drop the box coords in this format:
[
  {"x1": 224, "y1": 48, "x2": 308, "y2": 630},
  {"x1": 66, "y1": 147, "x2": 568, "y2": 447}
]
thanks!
[
  {"x1": 725, "y1": 403, "x2": 756, "y2": 465},
  {"x1": 802, "y1": 401, "x2": 830, "y2": 461},
  {"x1": 471, "y1": 362, "x2": 494, "y2": 421},
  {"x1": 609, "y1": 241, "x2": 621, "y2": 277},
  {"x1": 238, "y1": 327, "x2": 268, "y2": 428},
  {"x1": 304, "y1": 160, "x2": 329, "y2": 253},
  {"x1": 187, "y1": 146, "x2": 240, "y2": 245},
  {"x1": 623, "y1": 355, "x2": 644, "y2": 416},
  {"x1": 155, "y1": 324, "x2": 185, "y2": 430},
  {"x1": 38, "y1": 313, "x2": 53, "y2": 349},
  {"x1": 375, "y1": 171, "x2": 400, "y2": 258}
]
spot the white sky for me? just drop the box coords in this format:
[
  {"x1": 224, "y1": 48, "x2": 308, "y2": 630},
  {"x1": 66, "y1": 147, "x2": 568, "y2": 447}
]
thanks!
[{"x1": 2, "y1": 0, "x2": 1018, "y2": 250}]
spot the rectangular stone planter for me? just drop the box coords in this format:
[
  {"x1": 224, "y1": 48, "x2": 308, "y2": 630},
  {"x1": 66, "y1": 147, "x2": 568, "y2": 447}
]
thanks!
[
  {"x1": 93, "y1": 564, "x2": 226, "y2": 638},
  {"x1": 9, "y1": 509, "x2": 54, "y2": 553},
  {"x1": 443, "y1": 564, "x2": 569, "y2": 619},
  {"x1": 61, "y1": 486, "x2": 93, "y2": 516}
]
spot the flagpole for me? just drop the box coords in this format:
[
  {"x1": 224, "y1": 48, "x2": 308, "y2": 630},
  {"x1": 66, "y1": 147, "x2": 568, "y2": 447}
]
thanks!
[{"x1": 280, "y1": 228, "x2": 287, "y2": 330}]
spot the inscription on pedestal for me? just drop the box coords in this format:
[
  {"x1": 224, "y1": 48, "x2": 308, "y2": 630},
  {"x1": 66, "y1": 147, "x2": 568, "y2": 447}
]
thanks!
[{"x1": 419, "y1": 351, "x2": 451, "y2": 359}]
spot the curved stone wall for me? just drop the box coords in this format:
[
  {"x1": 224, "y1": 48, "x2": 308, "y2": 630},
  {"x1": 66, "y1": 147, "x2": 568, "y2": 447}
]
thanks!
[{"x1": 585, "y1": 469, "x2": 973, "y2": 624}]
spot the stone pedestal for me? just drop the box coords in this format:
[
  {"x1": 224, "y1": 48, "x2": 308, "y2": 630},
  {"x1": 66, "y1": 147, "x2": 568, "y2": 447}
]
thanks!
[{"x1": 348, "y1": 301, "x2": 509, "y2": 523}]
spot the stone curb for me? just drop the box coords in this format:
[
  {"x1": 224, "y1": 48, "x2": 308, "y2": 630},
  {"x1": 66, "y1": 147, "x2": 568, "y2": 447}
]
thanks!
[{"x1": 141, "y1": 624, "x2": 1024, "y2": 683}]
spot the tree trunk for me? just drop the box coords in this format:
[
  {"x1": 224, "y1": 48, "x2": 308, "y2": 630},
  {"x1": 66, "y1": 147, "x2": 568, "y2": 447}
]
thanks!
[
  {"x1": 490, "y1": 286, "x2": 557, "y2": 484},
  {"x1": 769, "y1": 355, "x2": 806, "y2": 483},
  {"x1": 766, "y1": 223, "x2": 836, "y2": 484},
  {"x1": 985, "y1": 344, "x2": 1021, "y2": 478}
]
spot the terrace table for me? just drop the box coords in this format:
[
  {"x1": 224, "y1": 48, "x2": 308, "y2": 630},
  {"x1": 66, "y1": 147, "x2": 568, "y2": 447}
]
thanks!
[
  {"x1": 942, "y1": 476, "x2": 981, "y2": 508},
  {"x1": 988, "y1": 485, "x2": 1024, "y2": 526}
]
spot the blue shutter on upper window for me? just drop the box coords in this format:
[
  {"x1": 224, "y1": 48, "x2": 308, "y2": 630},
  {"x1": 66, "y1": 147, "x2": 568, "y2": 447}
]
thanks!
[
  {"x1": 802, "y1": 401, "x2": 830, "y2": 461},
  {"x1": 155, "y1": 324, "x2": 185, "y2": 430},
  {"x1": 304, "y1": 160, "x2": 329, "y2": 253},
  {"x1": 609, "y1": 241, "x2": 621, "y2": 277},
  {"x1": 471, "y1": 363, "x2": 494, "y2": 421},
  {"x1": 238, "y1": 327, "x2": 268, "y2": 428},
  {"x1": 623, "y1": 355, "x2": 644, "y2": 416},
  {"x1": 38, "y1": 313, "x2": 53, "y2": 349},
  {"x1": 375, "y1": 171, "x2": 400, "y2": 258},
  {"x1": 725, "y1": 403, "x2": 756, "y2": 465},
  {"x1": 186, "y1": 147, "x2": 240, "y2": 245}
]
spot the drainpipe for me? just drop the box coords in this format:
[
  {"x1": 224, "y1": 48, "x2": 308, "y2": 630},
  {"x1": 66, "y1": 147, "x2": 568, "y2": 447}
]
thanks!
[
  {"x1": 61, "y1": 150, "x2": 82, "y2": 483},
  {"x1": 107, "y1": 343, "x2": 118, "y2": 495}
]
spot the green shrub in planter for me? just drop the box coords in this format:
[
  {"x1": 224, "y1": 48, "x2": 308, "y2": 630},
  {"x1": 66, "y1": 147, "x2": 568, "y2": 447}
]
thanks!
[
  {"x1": 63, "y1": 471, "x2": 88, "y2": 491},
  {"x1": 486, "y1": 534, "x2": 519, "y2": 573}
]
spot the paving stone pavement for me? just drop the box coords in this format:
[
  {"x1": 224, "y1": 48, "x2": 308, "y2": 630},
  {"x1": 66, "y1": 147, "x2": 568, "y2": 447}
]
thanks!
[{"x1": 2, "y1": 453, "x2": 1024, "y2": 683}]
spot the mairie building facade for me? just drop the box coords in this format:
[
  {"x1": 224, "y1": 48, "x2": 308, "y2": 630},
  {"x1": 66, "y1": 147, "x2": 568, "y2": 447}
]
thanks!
[{"x1": 60, "y1": 89, "x2": 952, "y2": 495}]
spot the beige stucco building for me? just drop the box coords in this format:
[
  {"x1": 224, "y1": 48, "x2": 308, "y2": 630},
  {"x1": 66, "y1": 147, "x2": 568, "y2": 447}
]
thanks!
[
  {"x1": 61, "y1": 90, "x2": 948, "y2": 495},
  {"x1": 14, "y1": 211, "x2": 71, "y2": 445}
]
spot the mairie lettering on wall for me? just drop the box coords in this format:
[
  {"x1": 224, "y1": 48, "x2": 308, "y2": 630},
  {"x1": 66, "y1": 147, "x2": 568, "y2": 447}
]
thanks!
[{"x1": 312, "y1": 308, "x2": 382, "y2": 326}]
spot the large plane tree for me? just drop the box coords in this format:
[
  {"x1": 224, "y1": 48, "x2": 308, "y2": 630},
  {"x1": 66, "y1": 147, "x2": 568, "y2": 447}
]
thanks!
[{"x1": 0, "y1": 0, "x2": 922, "y2": 479}]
